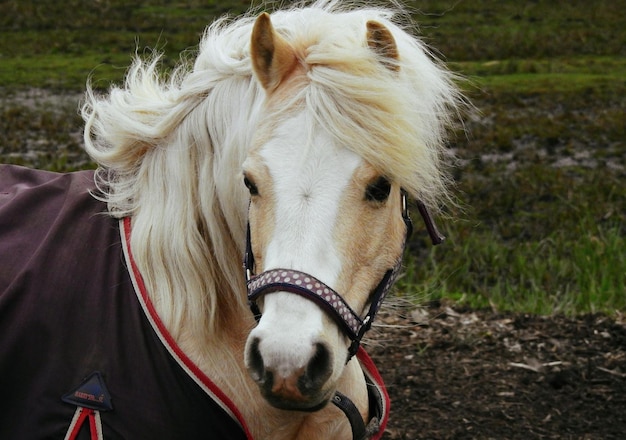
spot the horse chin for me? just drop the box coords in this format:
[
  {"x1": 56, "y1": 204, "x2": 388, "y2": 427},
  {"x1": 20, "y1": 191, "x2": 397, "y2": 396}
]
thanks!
[{"x1": 261, "y1": 388, "x2": 333, "y2": 413}]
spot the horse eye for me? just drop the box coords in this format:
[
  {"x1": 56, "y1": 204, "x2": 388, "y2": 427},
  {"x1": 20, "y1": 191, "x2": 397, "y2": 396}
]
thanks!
[
  {"x1": 365, "y1": 176, "x2": 391, "y2": 202},
  {"x1": 244, "y1": 175, "x2": 259, "y2": 196}
]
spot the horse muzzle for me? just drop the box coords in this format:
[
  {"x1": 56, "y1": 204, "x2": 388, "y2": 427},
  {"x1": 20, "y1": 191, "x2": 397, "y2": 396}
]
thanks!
[{"x1": 245, "y1": 331, "x2": 335, "y2": 411}]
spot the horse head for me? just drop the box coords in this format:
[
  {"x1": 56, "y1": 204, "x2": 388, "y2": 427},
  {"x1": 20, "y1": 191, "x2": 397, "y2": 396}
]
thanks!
[
  {"x1": 81, "y1": 3, "x2": 462, "y2": 435},
  {"x1": 242, "y1": 12, "x2": 416, "y2": 412}
]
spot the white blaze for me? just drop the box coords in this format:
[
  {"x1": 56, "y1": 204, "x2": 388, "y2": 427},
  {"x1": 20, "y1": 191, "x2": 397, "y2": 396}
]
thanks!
[{"x1": 249, "y1": 112, "x2": 361, "y2": 376}]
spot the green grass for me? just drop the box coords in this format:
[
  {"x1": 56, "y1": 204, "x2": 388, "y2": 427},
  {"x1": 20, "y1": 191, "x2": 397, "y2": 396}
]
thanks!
[
  {"x1": 399, "y1": 156, "x2": 626, "y2": 315},
  {"x1": 411, "y1": 0, "x2": 626, "y2": 61},
  {"x1": 452, "y1": 56, "x2": 626, "y2": 96},
  {"x1": 402, "y1": 220, "x2": 625, "y2": 315},
  {"x1": 0, "y1": 1, "x2": 239, "y2": 90},
  {"x1": 0, "y1": 54, "x2": 128, "y2": 90},
  {"x1": 1, "y1": 0, "x2": 624, "y2": 316}
]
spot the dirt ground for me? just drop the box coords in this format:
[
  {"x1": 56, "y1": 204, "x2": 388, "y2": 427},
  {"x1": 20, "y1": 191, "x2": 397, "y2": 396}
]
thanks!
[{"x1": 365, "y1": 303, "x2": 626, "y2": 440}]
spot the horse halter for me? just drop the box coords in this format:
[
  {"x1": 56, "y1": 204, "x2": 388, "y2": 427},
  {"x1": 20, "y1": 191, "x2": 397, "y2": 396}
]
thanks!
[
  {"x1": 243, "y1": 190, "x2": 444, "y2": 362},
  {"x1": 243, "y1": 192, "x2": 443, "y2": 440}
]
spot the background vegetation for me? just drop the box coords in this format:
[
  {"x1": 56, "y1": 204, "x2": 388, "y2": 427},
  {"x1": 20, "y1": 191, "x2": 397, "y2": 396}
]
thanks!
[{"x1": 1, "y1": 0, "x2": 624, "y2": 315}]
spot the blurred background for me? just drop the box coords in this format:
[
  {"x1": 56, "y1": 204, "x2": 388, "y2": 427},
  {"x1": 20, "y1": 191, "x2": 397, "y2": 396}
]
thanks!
[{"x1": 1, "y1": 0, "x2": 624, "y2": 316}]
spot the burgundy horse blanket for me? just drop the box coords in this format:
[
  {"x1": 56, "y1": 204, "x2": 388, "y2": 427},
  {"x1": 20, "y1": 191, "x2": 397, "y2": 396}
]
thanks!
[{"x1": 0, "y1": 164, "x2": 389, "y2": 439}]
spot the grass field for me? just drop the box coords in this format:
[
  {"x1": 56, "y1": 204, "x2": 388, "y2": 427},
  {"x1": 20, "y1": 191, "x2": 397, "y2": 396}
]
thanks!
[{"x1": 1, "y1": 0, "x2": 624, "y2": 315}]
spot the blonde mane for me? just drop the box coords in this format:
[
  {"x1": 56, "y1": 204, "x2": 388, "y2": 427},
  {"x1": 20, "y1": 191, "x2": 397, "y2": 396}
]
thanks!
[{"x1": 81, "y1": 0, "x2": 461, "y2": 343}]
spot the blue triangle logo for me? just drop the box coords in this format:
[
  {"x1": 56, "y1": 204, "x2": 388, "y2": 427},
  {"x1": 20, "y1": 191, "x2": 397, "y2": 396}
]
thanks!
[{"x1": 62, "y1": 371, "x2": 113, "y2": 411}]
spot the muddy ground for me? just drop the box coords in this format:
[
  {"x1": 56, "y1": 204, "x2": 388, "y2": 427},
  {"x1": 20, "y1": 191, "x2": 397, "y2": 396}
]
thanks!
[{"x1": 365, "y1": 304, "x2": 626, "y2": 439}]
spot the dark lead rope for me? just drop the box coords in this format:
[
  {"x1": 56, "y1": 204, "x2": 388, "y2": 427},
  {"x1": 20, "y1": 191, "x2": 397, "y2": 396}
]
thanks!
[
  {"x1": 331, "y1": 369, "x2": 387, "y2": 440},
  {"x1": 332, "y1": 391, "x2": 367, "y2": 440}
]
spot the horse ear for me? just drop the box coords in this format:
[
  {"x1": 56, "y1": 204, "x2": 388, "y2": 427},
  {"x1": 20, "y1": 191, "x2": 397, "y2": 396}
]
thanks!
[
  {"x1": 250, "y1": 12, "x2": 297, "y2": 92},
  {"x1": 366, "y1": 21, "x2": 399, "y2": 72}
]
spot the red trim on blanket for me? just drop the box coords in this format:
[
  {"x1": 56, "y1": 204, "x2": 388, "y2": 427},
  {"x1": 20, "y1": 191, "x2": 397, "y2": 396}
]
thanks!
[
  {"x1": 65, "y1": 407, "x2": 85, "y2": 440},
  {"x1": 122, "y1": 217, "x2": 252, "y2": 439},
  {"x1": 356, "y1": 346, "x2": 390, "y2": 439},
  {"x1": 65, "y1": 407, "x2": 102, "y2": 440},
  {"x1": 88, "y1": 409, "x2": 99, "y2": 440}
]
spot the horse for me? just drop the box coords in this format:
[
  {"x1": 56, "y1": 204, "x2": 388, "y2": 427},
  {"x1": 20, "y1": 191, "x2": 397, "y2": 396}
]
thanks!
[{"x1": 0, "y1": 1, "x2": 462, "y2": 438}]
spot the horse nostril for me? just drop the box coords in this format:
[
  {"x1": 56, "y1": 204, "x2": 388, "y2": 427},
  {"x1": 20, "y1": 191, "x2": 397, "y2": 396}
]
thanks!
[
  {"x1": 247, "y1": 337, "x2": 265, "y2": 383},
  {"x1": 301, "y1": 342, "x2": 333, "y2": 392}
]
